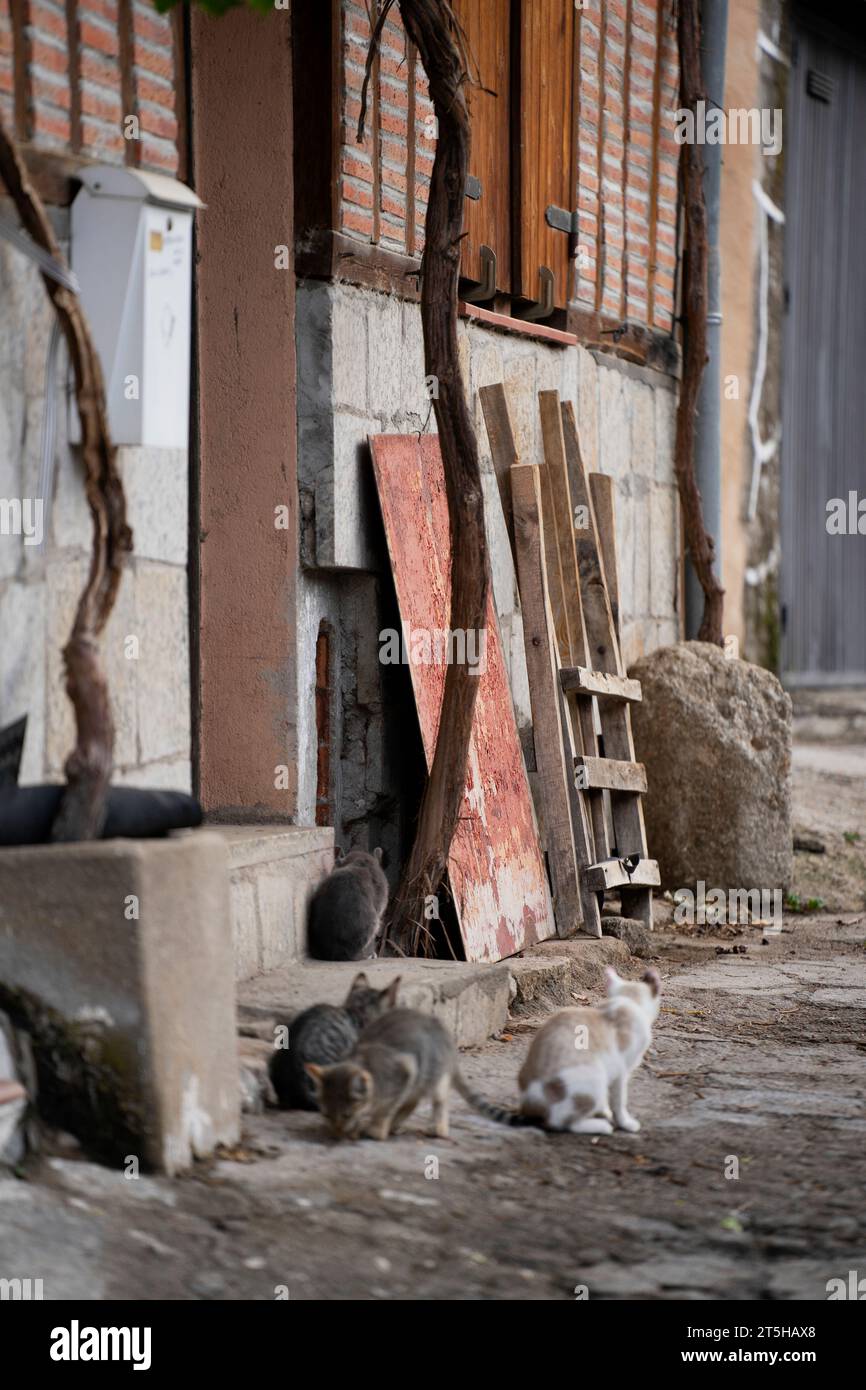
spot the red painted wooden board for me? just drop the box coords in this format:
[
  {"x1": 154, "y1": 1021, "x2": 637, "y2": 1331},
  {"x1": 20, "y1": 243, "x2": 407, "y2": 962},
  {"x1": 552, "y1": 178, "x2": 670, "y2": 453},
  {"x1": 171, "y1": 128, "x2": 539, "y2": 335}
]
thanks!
[{"x1": 370, "y1": 434, "x2": 555, "y2": 962}]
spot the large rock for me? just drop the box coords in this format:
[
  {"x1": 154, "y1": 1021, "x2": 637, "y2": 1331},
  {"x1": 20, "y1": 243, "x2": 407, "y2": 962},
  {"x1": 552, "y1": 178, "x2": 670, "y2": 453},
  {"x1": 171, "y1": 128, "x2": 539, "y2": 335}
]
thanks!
[{"x1": 629, "y1": 642, "x2": 793, "y2": 893}]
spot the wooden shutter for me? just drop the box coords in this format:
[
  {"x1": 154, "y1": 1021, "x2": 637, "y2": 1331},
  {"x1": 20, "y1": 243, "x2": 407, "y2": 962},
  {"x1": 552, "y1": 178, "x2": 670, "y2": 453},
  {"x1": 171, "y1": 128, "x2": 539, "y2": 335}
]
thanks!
[
  {"x1": 453, "y1": 0, "x2": 511, "y2": 288},
  {"x1": 515, "y1": 0, "x2": 576, "y2": 309}
]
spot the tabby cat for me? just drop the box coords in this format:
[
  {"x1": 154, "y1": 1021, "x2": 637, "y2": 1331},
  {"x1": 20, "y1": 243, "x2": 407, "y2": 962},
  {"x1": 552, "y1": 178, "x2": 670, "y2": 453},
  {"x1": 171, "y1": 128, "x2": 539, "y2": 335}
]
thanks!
[
  {"x1": 305, "y1": 1007, "x2": 530, "y2": 1140},
  {"x1": 270, "y1": 972, "x2": 400, "y2": 1111}
]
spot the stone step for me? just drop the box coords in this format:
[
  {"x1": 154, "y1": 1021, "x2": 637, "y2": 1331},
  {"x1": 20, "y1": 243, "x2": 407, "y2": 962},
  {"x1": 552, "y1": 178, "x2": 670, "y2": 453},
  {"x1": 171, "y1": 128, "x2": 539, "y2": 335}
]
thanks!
[
  {"x1": 237, "y1": 957, "x2": 510, "y2": 1114},
  {"x1": 238, "y1": 957, "x2": 513, "y2": 1050},
  {"x1": 212, "y1": 825, "x2": 334, "y2": 981},
  {"x1": 235, "y1": 937, "x2": 639, "y2": 1112}
]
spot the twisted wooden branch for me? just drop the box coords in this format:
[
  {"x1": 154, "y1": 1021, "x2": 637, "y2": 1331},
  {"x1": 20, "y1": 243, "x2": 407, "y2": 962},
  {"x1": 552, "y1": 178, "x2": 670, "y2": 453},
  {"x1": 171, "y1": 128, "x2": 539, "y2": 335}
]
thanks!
[
  {"x1": 363, "y1": 0, "x2": 490, "y2": 954},
  {"x1": 0, "y1": 115, "x2": 132, "y2": 839}
]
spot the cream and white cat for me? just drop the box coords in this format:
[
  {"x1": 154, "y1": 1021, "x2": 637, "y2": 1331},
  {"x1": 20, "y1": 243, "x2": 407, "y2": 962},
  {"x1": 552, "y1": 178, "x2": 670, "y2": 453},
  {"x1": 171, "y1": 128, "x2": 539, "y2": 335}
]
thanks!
[{"x1": 517, "y1": 966, "x2": 661, "y2": 1134}]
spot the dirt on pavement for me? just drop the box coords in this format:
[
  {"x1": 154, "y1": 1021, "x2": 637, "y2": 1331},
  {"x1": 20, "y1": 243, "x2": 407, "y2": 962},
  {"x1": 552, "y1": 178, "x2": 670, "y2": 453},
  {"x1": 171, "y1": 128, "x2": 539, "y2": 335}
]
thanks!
[{"x1": 2, "y1": 721, "x2": 864, "y2": 1301}]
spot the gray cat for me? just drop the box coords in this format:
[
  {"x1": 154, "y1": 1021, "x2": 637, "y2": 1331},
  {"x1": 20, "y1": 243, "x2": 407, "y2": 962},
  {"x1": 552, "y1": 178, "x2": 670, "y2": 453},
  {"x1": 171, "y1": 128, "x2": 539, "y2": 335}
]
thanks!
[
  {"x1": 307, "y1": 847, "x2": 389, "y2": 961},
  {"x1": 306, "y1": 1007, "x2": 531, "y2": 1140},
  {"x1": 270, "y1": 972, "x2": 400, "y2": 1111}
]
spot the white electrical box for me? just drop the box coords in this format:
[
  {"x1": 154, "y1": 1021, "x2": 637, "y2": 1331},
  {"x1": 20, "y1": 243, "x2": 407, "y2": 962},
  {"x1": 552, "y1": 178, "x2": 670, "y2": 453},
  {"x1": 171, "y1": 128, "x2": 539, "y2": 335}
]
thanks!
[{"x1": 70, "y1": 165, "x2": 204, "y2": 449}]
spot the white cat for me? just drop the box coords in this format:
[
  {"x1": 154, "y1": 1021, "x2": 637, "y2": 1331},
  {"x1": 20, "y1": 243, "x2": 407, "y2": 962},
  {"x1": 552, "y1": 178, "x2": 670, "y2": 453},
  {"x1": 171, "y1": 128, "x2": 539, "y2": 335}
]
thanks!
[{"x1": 517, "y1": 966, "x2": 661, "y2": 1134}]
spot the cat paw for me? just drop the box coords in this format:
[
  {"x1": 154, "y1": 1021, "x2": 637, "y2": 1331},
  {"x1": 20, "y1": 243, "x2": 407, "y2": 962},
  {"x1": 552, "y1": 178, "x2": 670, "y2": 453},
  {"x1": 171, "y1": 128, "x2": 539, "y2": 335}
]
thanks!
[
  {"x1": 616, "y1": 1113, "x2": 641, "y2": 1133},
  {"x1": 569, "y1": 1117, "x2": 614, "y2": 1135}
]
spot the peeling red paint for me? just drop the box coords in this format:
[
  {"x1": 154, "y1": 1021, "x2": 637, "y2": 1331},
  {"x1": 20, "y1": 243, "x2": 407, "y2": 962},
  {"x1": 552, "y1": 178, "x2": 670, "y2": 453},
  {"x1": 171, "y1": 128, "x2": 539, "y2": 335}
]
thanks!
[{"x1": 371, "y1": 434, "x2": 555, "y2": 963}]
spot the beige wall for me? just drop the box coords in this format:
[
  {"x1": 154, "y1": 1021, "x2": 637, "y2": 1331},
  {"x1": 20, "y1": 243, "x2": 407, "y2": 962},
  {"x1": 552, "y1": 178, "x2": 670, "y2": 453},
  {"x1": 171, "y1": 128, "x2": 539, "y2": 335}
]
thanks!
[
  {"x1": 719, "y1": 0, "x2": 762, "y2": 649},
  {"x1": 0, "y1": 217, "x2": 191, "y2": 794}
]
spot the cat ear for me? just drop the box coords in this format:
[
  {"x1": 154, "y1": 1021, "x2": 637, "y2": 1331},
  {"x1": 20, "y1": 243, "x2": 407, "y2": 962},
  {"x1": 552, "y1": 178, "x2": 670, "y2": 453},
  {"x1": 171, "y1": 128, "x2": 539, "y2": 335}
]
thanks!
[
  {"x1": 334, "y1": 846, "x2": 346, "y2": 864},
  {"x1": 349, "y1": 971, "x2": 369, "y2": 992},
  {"x1": 642, "y1": 968, "x2": 661, "y2": 997},
  {"x1": 604, "y1": 965, "x2": 622, "y2": 994},
  {"x1": 382, "y1": 975, "x2": 401, "y2": 1007},
  {"x1": 304, "y1": 1063, "x2": 324, "y2": 1090}
]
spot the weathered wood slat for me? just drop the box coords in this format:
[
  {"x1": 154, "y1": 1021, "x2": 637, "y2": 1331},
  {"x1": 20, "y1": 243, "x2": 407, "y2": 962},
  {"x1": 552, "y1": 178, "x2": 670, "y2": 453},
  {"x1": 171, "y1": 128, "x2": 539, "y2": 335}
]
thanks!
[
  {"x1": 511, "y1": 462, "x2": 592, "y2": 937},
  {"x1": 561, "y1": 401, "x2": 621, "y2": 676},
  {"x1": 479, "y1": 383, "x2": 518, "y2": 567},
  {"x1": 560, "y1": 666, "x2": 642, "y2": 702},
  {"x1": 589, "y1": 472, "x2": 621, "y2": 645},
  {"x1": 538, "y1": 391, "x2": 587, "y2": 664},
  {"x1": 585, "y1": 857, "x2": 661, "y2": 891},
  {"x1": 537, "y1": 453, "x2": 574, "y2": 665},
  {"x1": 575, "y1": 755, "x2": 647, "y2": 794}
]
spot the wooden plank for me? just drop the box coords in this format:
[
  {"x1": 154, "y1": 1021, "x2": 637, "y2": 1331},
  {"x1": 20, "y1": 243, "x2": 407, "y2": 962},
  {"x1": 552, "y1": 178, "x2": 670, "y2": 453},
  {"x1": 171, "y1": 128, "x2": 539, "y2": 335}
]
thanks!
[
  {"x1": 291, "y1": 0, "x2": 340, "y2": 234},
  {"x1": 589, "y1": 472, "x2": 621, "y2": 645},
  {"x1": 118, "y1": 0, "x2": 139, "y2": 170},
  {"x1": 371, "y1": 0, "x2": 382, "y2": 244},
  {"x1": 516, "y1": 0, "x2": 575, "y2": 308},
  {"x1": 622, "y1": 858, "x2": 661, "y2": 888},
  {"x1": 537, "y1": 437, "x2": 574, "y2": 664},
  {"x1": 558, "y1": 682, "x2": 602, "y2": 937},
  {"x1": 538, "y1": 391, "x2": 586, "y2": 662},
  {"x1": 67, "y1": 0, "x2": 83, "y2": 157},
  {"x1": 452, "y1": 0, "x2": 511, "y2": 287},
  {"x1": 561, "y1": 400, "x2": 621, "y2": 675},
  {"x1": 406, "y1": 42, "x2": 416, "y2": 259},
  {"x1": 479, "y1": 383, "x2": 518, "y2": 566},
  {"x1": 370, "y1": 435, "x2": 556, "y2": 962},
  {"x1": 560, "y1": 666, "x2": 642, "y2": 702},
  {"x1": 575, "y1": 756, "x2": 647, "y2": 794},
  {"x1": 585, "y1": 857, "x2": 660, "y2": 892},
  {"x1": 511, "y1": 462, "x2": 586, "y2": 937},
  {"x1": 10, "y1": 0, "x2": 34, "y2": 143}
]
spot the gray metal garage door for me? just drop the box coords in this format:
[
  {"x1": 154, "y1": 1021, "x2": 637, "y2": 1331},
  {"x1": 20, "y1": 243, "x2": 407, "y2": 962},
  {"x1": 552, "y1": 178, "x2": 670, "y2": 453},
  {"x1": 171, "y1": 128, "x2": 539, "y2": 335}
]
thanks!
[{"x1": 782, "y1": 9, "x2": 866, "y2": 683}]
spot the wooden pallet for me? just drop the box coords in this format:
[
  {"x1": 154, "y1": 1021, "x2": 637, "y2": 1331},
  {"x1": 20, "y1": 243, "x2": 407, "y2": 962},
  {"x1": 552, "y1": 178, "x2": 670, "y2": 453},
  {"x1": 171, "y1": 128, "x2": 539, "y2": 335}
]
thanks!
[{"x1": 481, "y1": 382, "x2": 658, "y2": 936}]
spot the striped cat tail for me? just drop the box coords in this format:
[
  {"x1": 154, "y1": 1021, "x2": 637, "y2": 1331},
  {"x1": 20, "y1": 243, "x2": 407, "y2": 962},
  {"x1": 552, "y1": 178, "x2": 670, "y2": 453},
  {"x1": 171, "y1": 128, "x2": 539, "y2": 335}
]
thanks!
[{"x1": 453, "y1": 1070, "x2": 541, "y2": 1128}]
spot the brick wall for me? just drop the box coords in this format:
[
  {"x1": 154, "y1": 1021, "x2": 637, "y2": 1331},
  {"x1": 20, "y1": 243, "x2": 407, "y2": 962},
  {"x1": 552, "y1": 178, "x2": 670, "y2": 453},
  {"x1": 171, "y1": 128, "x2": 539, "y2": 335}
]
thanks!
[
  {"x1": 0, "y1": 0, "x2": 179, "y2": 173},
  {"x1": 336, "y1": 0, "x2": 680, "y2": 334},
  {"x1": 342, "y1": 0, "x2": 432, "y2": 255}
]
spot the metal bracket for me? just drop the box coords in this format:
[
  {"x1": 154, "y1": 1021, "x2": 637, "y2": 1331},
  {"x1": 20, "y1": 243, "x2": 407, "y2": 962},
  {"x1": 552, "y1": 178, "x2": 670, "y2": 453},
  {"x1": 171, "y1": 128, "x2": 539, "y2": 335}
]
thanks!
[
  {"x1": 545, "y1": 204, "x2": 579, "y2": 236},
  {"x1": 465, "y1": 176, "x2": 482, "y2": 201},
  {"x1": 516, "y1": 265, "x2": 555, "y2": 322},
  {"x1": 546, "y1": 204, "x2": 581, "y2": 266},
  {"x1": 462, "y1": 244, "x2": 497, "y2": 303}
]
